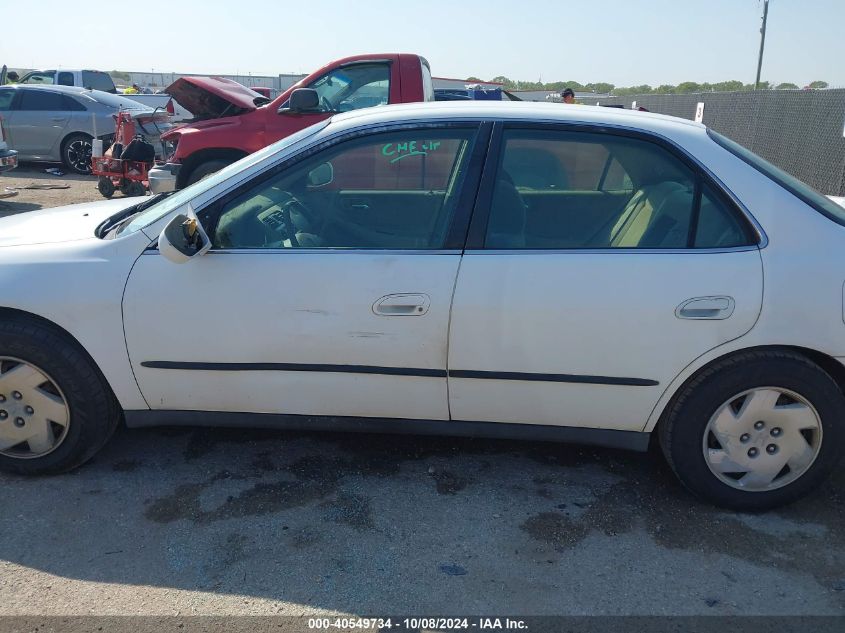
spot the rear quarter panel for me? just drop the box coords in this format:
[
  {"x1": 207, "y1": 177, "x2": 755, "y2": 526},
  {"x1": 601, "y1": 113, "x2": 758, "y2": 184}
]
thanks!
[{"x1": 642, "y1": 127, "x2": 845, "y2": 431}]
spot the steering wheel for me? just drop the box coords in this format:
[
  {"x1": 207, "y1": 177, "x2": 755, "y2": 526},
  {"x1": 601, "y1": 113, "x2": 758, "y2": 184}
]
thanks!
[{"x1": 279, "y1": 195, "x2": 318, "y2": 247}]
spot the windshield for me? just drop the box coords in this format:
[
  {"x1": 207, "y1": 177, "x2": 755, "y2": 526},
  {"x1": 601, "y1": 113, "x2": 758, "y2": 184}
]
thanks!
[
  {"x1": 708, "y1": 129, "x2": 845, "y2": 227},
  {"x1": 117, "y1": 119, "x2": 332, "y2": 235}
]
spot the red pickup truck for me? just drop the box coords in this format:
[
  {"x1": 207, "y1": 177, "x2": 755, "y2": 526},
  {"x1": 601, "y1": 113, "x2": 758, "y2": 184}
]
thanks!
[{"x1": 148, "y1": 53, "x2": 434, "y2": 192}]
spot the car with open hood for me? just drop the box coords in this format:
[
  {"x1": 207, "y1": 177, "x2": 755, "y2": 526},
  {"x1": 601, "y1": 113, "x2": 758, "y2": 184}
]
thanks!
[
  {"x1": 1, "y1": 102, "x2": 844, "y2": 511},
  {"x1": 149, "y1": 53, "x2": 433, "y2": 192}
]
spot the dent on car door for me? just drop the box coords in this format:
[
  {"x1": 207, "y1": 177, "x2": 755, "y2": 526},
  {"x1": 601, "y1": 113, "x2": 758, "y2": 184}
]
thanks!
[
  {"x1": 447, "y1": 125, "x2": 763, "y2": 432},
  {"x1": 122, "y1": 122, "x2": 489, "y2": 419}
]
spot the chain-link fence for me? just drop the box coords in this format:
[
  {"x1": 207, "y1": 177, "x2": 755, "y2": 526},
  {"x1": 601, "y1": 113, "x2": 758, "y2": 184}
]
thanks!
[{"x1": 599, "y1": 90, "x2": 845, "y2": 196}]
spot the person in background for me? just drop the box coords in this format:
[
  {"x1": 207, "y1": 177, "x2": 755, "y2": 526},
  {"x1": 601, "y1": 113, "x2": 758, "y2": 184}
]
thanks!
[
  {"x1": 561, "y1": 88, "x2": 576, "y2": 104},
  {"x1": 4, "y1": 71, "x2": 19, "y2": 85},
  {"x1": 124, "y1": 83, "x2": 140, "y2": 94}
]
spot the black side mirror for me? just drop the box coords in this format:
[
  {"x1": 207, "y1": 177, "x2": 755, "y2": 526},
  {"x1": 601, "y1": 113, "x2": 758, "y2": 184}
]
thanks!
[{"x1": 278, "y1": 88, "x2": 320, "y2": 114}]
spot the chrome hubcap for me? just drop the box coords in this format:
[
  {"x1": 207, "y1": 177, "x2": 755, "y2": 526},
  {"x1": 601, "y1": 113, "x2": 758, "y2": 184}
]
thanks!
[
  {"x1": 0, "y1": 357, "x2": 70, "y2": 459},
  {"x1": 703, "y1": 387, "x2": 822, "y2": 492}
]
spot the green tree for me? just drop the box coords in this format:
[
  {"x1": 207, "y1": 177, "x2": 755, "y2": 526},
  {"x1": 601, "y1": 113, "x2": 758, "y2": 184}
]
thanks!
[
  {"x1": 775, "y1": 82, "x2": 799, "y2": 90},
  {"x1": 676, "y1": 82, "x2": 702, "y2": 94},
  {"x1": 654, "y1": 84, "x2": 677, "y2": 94},
  {"x1": 466, "y1": 76, "x2": 484, "y2": 83},
  {"x1": 585, "y1": 82, "x2": 614, "y2": 94},
  {"x1": 711, "y1": 80, "x2": 744, "y2": 92},
  {"x1": 808, "y1": 80, "x2": 829, "y2": 89},
  {"x1": 612, "y1": 84, "x2": 652, "y2": 96}
]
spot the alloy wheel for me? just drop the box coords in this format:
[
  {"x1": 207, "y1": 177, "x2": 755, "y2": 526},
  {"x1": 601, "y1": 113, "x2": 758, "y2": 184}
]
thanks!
[{"x1": 66, "y1": 139, "x2": 92, "y2": 173}]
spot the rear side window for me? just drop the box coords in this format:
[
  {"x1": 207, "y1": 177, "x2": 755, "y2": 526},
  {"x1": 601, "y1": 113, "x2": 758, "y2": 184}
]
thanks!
[
  {"x1": 17, "y1": 90, "x2": 66, "y2": 111},
  {"x1": 57, "y1": 72, "x2": 75, "y2": 86},
  {"x1": 82, "y1": 71, "x2": 116, "y2": 93},
  {"x1": 62, "y1": 95, "x2": 87, "y2": 112},
  {"x1": 484, "y1": 128, "x2": 756, "y2": 250},
  {"x1": 420, "y1": 58, "x2": 434, "y2": 102},
  {"x1": 708, "y1": 129, "x2": 845, "y2": 227}
]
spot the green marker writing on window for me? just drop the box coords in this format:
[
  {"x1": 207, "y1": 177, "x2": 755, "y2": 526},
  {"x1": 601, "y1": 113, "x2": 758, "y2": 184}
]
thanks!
[{"x1": 382, "y1": 140, "x2": 442, "y2": 163}]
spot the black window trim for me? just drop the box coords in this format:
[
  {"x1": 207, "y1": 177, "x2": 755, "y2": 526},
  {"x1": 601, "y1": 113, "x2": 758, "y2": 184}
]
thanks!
[
  {"x1": 195, "y1": 119, "x2": 493, "y2": 252},
  {"x1": 465, "y1": 120, "x2": 766, "y2": 252}
]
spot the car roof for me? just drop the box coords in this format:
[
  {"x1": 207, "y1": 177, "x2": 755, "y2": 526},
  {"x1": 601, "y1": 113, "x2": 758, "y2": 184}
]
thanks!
[
  {"x1": 328, "y1": 101, "x2": 706, "y2": 139},
  {"x1": 0, "y1": 84, "x2": 95, "y2": 95}
]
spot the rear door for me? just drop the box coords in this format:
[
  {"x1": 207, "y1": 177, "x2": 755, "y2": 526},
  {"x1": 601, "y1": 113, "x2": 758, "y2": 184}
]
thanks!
[
  {"x1": 4, "y1": 89, "x2": 70, "y2": 158},
  {"x1": 447, "y1": 124, "x2": 764, "y2": 432}
]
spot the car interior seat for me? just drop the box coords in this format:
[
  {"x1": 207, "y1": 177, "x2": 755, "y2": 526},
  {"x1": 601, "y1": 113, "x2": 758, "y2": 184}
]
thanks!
[
  {"x1": 607, "y1": 181, "x2": 695, "y2": 248},
  {"x1": 502, "y1": 147, "x2": 569, "y2": 190},
  {"x1": 485, "y1": 171, "x2": 527, "y2": 248}
]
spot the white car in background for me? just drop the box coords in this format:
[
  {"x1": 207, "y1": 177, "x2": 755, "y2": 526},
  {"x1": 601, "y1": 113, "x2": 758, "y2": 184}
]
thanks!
[{"x1": 0, "y1": 102, "x2": 843, "y2": 511}]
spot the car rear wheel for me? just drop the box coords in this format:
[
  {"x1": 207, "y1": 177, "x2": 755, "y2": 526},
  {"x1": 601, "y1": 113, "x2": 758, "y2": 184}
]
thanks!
[
  {"x1": 61, "y1": 133, "x2": 93, "y2": 174},
  {"x1": 0, "y1": 317, "x2": 120, "y2": 475},
  {"x1": 659, "y1": 350, "x2": 845, "y2": 510}
]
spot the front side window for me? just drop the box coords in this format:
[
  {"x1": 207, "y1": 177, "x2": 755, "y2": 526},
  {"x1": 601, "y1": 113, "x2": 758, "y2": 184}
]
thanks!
[
  {"x1": 307, "y1": 64, "x2": 390, "y2": 113},
  {"x1": 485, "y1": 129, "x2": 754, "y2": 250},
  {"x1": 17, "y1": 90, "x2": 66, "y2": 111},
  {"x1": 211, "y1": 127, "x2": 478, "y2": 250}
]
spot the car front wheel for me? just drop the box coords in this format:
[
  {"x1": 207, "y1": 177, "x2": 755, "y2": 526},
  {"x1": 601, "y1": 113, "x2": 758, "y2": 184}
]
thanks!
[
  {"x1": 659, "y1": 350, "x2": 845, "y2": 511},
  {"x1": 0, "y1": 317, "x2": 120, "y2": 475}
]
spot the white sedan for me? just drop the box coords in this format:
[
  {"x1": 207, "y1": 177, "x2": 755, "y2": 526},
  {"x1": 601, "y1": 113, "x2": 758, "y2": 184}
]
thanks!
[{"x1": 1, "y1": 101, "x2": 843, "y2": 511}]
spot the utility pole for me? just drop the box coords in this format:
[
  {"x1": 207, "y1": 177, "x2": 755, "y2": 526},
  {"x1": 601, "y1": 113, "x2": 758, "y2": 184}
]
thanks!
[{"x1": 755, "y1": 0, "x2": 770, "y2": 90}]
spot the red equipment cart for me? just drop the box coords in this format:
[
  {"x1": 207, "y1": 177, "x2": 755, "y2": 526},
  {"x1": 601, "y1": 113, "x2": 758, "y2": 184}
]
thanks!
[{"x1": 91, "y1": 110, "x2": 153, "y2": 198}]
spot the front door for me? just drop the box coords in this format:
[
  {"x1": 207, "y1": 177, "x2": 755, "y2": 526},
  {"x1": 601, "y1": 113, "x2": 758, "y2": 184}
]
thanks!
[
  {"x1": 448, "y1": 125, "x2": 764, "y2": 431},
  {"x1": 123, "y1": 124, "x2": 485, "y2": 420}
]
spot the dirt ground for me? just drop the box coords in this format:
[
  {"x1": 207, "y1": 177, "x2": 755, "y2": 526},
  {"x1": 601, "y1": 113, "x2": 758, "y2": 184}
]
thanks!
[
  {"x1": 0, "y1": 162, "x2": 141, "y2": 218},
  {"x1": 0, "y1": 162, "x2": 843, "y2": 619}
]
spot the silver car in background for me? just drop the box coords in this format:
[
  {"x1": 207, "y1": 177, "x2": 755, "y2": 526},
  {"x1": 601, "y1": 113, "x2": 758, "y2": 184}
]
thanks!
[{"x1": 0, "y1": 85, "x2": 171, "y2": 174}]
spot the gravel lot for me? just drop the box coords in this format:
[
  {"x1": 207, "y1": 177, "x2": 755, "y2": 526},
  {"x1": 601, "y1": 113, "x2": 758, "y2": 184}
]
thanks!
[
  {"x1": 0, "y1": 163, "x2": 136, "y2": 218},
  {"x1": 0, "y1": 163, "x2": 843, "y2": 618}
]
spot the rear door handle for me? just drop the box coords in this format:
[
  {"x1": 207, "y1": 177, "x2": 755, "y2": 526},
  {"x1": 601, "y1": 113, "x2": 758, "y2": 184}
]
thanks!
[
  {"x1": 676, "y1": 296, "x2": 735, "y2": 320},
  {"x1": 373, "y1": 293, "x2": 430, "y2": 316}
]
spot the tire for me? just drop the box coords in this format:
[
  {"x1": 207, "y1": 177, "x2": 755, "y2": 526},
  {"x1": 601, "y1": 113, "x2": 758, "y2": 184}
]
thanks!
[
  {"x1": 659, "y1": 350, "x2": 845, "y2": 511},
  {"x1": 128, "y1": 181, "x2": 146, "y2": 197},
  {"x1": 186, "y1": 159, "x2": 233, "y2": 186},
  {"x1": 0, "y1": 317, "x2": 120, "y2": 475},
  {"x1": 97, "y1": 176, "x2": 115, "y2": 199},
  {"x1": 61, "y1": 133, "x2": 93, "y2": 175},
  {"x1": 119, "y1": 179, "x2": 145, "y2": 197}
]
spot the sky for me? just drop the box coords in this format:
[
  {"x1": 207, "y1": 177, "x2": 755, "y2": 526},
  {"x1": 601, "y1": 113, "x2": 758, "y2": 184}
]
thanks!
[{"x1": 1, "y1": 0, "x2": 843, "y2": 87}]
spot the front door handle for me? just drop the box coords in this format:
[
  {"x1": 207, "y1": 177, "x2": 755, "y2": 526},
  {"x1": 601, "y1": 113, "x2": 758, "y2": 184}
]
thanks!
[
  {"x1": 676, "y1": 296, "x2": 735, "y2": 320},
  {"x1": 373, "y1": 293, "x2": 430, "y2": 316}
]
